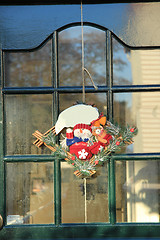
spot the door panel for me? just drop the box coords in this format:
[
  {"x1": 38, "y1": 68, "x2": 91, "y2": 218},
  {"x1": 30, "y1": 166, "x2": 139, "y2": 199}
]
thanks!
[
  {"x1": 0, "y1": 4, "x2": 160, "y2": 238},
  {"x1": 6, "y1": 162, "x2": 54, "y2": 225}
]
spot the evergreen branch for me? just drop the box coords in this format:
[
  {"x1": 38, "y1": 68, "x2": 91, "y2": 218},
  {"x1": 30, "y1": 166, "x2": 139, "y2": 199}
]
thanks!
[
  {"x1": 40, "y1": 123, "x2": 138, "y2": 178},
  {"x1": 42, "y1": 131, "x2": 56, "y2": 147},
  {"x1": 105, "y1": 121, "x2": 121, "y2": 136}
]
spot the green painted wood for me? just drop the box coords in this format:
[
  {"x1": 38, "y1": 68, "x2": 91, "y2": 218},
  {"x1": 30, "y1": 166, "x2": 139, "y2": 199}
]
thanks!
[
  {"x1": 4, "y1": 153, "x2": 160, "y2": 162},
  {"x1": 3, "y1": 155, "x2": 55, "y2": 162},
  {"x1": 52, "y1": 31, "x2": 59, "y2": 124},
  {"x1": 0, "y1": 2, "x2": 160, "y2": 239},
  {"x1": 108, "y1": 159, "x2": 116, "y2": 224},
  {"x1": 106, "y1": 30, "x2": 113, "y2": 122},
  {"x1": 1, "y1": 3, "x2": 160, "y2": 50},
  {"x1": 106, "y1": 31, "x2": 116, "y2": 225},
  {"x1": 52, "y1": 31, "x2": 61, "y2": 226},
  {"x1": 0, "y1": 50, "x2": 5, "y2": 229},
  {"x1": 3, "y1": 85, "x2": 160, "y2": 95},
  {"x1": 54, "y1": 158, "x2": 61, "y2": 225},
  {"x1": 0, "y1": 224, "x2": 160, "y2": 239}
]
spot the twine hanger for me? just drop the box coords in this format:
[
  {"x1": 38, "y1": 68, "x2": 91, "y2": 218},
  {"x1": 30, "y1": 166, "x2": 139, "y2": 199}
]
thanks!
[
  {"x1": 80, "y1": 2, "x2": 98, "y2": 223},
  {"x1": 81, "y1": 1, "x2": 98, "y2": 223},
  {"x1": 81, "y1": 1, "x2": 98, "y2": 103}
]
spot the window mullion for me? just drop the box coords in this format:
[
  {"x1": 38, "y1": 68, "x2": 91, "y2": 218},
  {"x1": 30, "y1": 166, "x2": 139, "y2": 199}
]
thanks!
[
  {"x1": 53, "y1": 31, "x2": 61, "y2": 226},
  {"x1": 108, "y1": 158, "x2": 116, "y2": 224},
  {"x1": 106, "y1": 30, "x2": 113, "y2": 121},
  {"x1": 53, "y1": 31, "x2": 59, "y2": 123},
  {"x1": 106, "y1": 31, "x2": 116, "y2": 224},
  {"x1": 0, "y1": 50, "x2": 5, "y2": 226},
  {"x1": 0, "y1": 51, "x2": 5, "y2": 226}
]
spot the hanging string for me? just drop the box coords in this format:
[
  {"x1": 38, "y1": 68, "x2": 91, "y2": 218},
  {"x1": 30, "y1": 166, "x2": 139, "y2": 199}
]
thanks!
[
  {"x1": 84, "y1": 178, "x2": 87, "y2": 223},
  {"x1": 81, "y1": 1, "x2": 85, "y2": 103},
  {"x1": 81, "y1": 2, "x2": 98, "y2": 223},
  {"x1": 81, "y1": 1, "x2": 98, "y2": 103},
  {"x1": 84, "y1": 68, "x2": 98, "y2": 91},
  {"x1": 81, "y1": 2, "x2": 87, "y2": 223}
]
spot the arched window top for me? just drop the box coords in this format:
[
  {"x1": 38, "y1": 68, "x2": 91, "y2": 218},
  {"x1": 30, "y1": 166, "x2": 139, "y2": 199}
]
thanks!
[
  {"x1": 58, "y1": 25, "x2": 107, "y2": 87},
  {"x1": 1, "y1": 3, "x2": 160, "y2": 50}
]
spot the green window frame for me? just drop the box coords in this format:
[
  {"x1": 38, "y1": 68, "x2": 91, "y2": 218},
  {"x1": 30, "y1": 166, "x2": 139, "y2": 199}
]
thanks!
[{"x1": 0, "y1": 4, "x2": 160, "y2": 239}]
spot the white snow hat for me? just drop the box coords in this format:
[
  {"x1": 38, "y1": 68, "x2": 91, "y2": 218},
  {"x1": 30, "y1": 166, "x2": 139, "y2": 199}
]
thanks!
[{"x1": 55, "y1": 104, "x2": 99, "y2": 134}]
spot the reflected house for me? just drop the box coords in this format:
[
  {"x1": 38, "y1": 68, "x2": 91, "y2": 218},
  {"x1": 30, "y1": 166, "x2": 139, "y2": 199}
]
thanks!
[
  {"x1": 130, "y1": 50, "x2": 160, "y2": 152},
  {"x1": 126, "y1": 49, "x2": 160, "y2": 222}
]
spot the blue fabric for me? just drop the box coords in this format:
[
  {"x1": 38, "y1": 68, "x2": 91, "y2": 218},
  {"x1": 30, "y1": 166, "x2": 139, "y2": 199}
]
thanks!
[{"x1": 66, "y1": 137, "x2": 89, "y2": 146}]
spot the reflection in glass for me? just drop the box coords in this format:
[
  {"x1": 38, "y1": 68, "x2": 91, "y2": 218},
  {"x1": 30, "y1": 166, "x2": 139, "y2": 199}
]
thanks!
[
  {"x1": 113, "y1": 37, "x2": 160, "y2": 85},
  {"x1": 59, "y1": 93, "x2": 107, "y2": 115},
  {"x1": 114, "y1": 92, "x2": 160, "y2": 153},
  {"x1": 116, "y1": 160, "x2": 160, "y2": 223},
  {"x1": 61, "y1": 162, "x2": 108, "y2": 223},
  {"x1": 58, "y1": 26, "x2": 106, "y2": 86},
  {"x1": 113, "y1": 37, "x2": 132, "y2": 85},
  {"x1": 6, "y1": 162, "x2": 54, "y2": 225},
  {"x1": 4, "y1": 39, "x2": 52, "y2": 87},
  {"x1": 5, "y1": 94, "x2": 52, "y2": 155},
  {"x1": 130, "y1": 49, "x2": 160, "y2": 85}
]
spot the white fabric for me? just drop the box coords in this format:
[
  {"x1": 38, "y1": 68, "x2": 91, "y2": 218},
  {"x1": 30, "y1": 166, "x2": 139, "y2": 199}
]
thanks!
[{"x1": 55, "y1": 104, "x2": 99, "y2": 134}]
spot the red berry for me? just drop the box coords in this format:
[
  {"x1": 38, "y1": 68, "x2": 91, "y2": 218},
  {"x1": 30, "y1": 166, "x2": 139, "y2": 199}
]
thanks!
[
  {"x1": 116, "y1": 141, "x2": 120, "y2": 146},
  {"x1": 130, "y1": 128, "x2": 134, "y2": 132},
  {"x1": 71, "y1": 156, "x2": 75, "y2": 160},
  {"x1": 72, "y1": 163, "x2": 75, "y2": 165},
  {"x1": 95, "y1": 160, "x2": 99, "y2": 165}
]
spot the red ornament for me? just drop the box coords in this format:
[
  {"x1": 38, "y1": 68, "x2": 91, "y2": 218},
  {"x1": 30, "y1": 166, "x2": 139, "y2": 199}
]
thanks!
[
  {"x1": 116, "y1": 141, "x2": 120, "y2": 146},
  {"x1": 95, "y1": 160, "x2": 99, "y2": 165},
  {"x1": 130, "y1": 128, "x2": 134, "y2": 133}
]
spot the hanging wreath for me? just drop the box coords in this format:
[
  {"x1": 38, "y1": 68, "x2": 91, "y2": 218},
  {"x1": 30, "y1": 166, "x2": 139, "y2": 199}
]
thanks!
[
  {"x1": 31, "y1": 3, "x2": 138, "y2": 179},
  {"x1": 33, "y1": 104, "x2": 138, "y2": 178}
]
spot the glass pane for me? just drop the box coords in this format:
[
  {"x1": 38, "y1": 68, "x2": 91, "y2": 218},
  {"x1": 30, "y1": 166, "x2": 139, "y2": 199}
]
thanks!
[
  {"x1": 5, "y1": 94, "x2": 52, "y2": 155},
  {"x1": 114, "y1": 92, "x2": 160, "y2": 154},
  {"x1": 113, "y1": 37, "x2": 160, "y2": 85},
  {"x1": 59, "y1": 93, "x2": 107, "y2": 114},
  {"x1": 113, "y1": 37, "x2": 132, "y2": 85},
  {"x1": 116, "y1": 160, "x2": 160, "y2": 223},
  {"x1": 61, "y1": 162, "x2": 108, "y2": 223},
  {"x1": 6, "y1": 162, "x2": 54, "y2": 225},
  {"x1": 58, "y1": 26, "x2": 106, "y2": 86},
  {"x1": 4, "y1": 39, "x2": 52, "y2": 87}
]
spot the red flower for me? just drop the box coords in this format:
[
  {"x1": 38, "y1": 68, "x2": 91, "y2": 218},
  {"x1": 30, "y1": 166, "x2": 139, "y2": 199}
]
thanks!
[
  {"x1": 71, "y1": 156, "x2": 75, "y2": 160},
  {"x1": 95, "y1": 160, "x2": 99, "y2": 165},
  {"x1": 116, "y1": 141, "x2": 120, "y2": 146}
]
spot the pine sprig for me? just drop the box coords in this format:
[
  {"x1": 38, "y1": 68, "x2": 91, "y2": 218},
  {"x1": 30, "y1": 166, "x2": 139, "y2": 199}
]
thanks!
[
  {"x1": 66, "y1": 155, "x2": 96, "y2": 177},
  {"x1": 52, "y1": 145, "x2": 68, "y2": 160},
  {"x1": 42, "y1": 131, "x2": 56, "y2": 147},
  {"x1": 93, "y1": 150, "x2": 110, "y2": 166},
  {"x1": 121, "y1": 126, "x2": 138, "y2": 145},
  {"x1": 42, "y1": 123, "x2": 138, "y2": 178},
  {"x1": 105, "y1": 121, "x2": 120, "y2": 136}
]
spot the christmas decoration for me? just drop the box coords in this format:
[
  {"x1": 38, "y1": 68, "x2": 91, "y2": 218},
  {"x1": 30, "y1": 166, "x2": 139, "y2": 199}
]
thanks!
[{"x1": 32, "y1": 104, "x2": 138, "y2": 178}]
